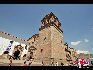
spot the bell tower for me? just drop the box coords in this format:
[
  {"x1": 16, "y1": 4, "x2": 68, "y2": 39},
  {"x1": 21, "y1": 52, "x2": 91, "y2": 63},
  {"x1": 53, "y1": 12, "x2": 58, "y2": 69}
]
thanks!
[{"x1": 34, "y1": 12, "x2": 66, "y2": 65}]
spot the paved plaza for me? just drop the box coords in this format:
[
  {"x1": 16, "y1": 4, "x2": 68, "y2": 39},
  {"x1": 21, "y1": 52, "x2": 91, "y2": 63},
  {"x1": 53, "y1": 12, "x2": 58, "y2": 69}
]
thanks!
[{"x1": 0, "y1": 59, "x2": 42, "y2": 66}]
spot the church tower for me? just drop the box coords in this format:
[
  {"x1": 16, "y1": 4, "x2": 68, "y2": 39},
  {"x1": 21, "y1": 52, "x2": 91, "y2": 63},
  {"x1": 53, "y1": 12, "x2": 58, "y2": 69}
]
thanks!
[{"x1": 34, "y1": 12, "x2": 67, "y2": 65}]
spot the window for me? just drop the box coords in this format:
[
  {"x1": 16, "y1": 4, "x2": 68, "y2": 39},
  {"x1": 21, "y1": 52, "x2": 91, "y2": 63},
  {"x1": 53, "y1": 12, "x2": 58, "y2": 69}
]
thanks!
[
  {"x1": 41, "y1": 49, "x2": 43, "y2": 52},
  {"x1": 32, "y1": 42, "x2": 34, "y2": 44},
  {"x1": 61, "y1": 41, "x2": 62, "y2": 43},
  {"x1": 44, "y1": 37, "x2": 46, "y2": 40}
]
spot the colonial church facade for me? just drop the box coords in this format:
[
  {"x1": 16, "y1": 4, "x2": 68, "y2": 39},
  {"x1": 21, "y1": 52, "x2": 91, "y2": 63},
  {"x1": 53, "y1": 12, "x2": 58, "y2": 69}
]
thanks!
[{"x1": 27, "y1": 12, "x2": 77, "y2": 66}]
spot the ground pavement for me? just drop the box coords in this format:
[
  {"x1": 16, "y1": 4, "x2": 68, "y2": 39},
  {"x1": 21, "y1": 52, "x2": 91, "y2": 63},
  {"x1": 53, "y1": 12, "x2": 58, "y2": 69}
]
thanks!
[{"x1": 0, "y1": 59, "x2": 42, "y2": 66}]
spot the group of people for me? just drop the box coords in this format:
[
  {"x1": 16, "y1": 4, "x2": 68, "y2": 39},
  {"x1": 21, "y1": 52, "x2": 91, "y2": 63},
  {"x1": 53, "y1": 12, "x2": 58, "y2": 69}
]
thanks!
[
  {"x1": 51, "y1": 62, "x2": 64, "y2": 66},
  {"x1": 8, "y1": 55, "x2": 92, "y2": 67},
  {"x1": 8, "y1": 56, "x2": 33, "y2": 66},
  {"x1": 73, "y1": 57, "x2": 90, "y2": 68}
]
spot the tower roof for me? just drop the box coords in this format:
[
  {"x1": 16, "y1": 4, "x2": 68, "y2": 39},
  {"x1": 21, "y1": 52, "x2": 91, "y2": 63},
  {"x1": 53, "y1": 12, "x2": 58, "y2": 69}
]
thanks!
[
  {"x1": 41, "y1": 12, "x2": 58, "y2": 23},
  {"x1": 41, "y1": 12, "x2": 61, "y2": 27},
  {"x1": 39, "y1": 12, "x2": 63, "y2": 33}
]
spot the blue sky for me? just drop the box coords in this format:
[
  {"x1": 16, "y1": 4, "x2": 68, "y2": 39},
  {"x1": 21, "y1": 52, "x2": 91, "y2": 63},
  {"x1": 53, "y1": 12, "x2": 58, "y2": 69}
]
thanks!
[{"x1": 0, "y1": 4, "x2": 93, "y2": 54}]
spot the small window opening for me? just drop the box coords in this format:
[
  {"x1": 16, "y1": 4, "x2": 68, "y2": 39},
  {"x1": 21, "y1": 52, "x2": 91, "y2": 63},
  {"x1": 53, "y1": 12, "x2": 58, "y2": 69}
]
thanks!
[{"x1": 44, "y1": 37, "x2": 46, "y2": 40}]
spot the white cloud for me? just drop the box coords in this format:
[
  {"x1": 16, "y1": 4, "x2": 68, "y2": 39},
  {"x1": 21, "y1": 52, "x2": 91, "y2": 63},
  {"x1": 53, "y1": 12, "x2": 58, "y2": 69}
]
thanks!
[
  {"x1": 76, "y1": 50, "x2": 89, "y2": 54},
  {"x1": 91, "y1": 27, "x2": 93, "y2": 30},
  {"x1": 84, "y1": 39, "x2": 89, "y2": 43},
  {"x1": 71, "y1": 41, "x2": 82, "y2": 46}
]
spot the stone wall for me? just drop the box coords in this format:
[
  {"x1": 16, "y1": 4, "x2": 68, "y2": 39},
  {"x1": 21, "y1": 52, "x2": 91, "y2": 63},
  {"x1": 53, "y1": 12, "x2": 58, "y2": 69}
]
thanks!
[
  {"x1": 34, "y1": 27, "x2": 51, "y2": 65},
  {"x1": 50, "y1": 25, "x2": 67, "y2": 65},
  {"x1": 27, "y1": 12, "x2": 77, "y2": 66}
]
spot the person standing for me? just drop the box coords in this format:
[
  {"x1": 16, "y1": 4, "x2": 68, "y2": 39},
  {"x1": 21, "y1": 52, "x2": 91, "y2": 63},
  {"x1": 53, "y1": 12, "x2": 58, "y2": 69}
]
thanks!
[
  {"x1": 51, "y1": 62, "x2": 54, "y2": 66},
  {"x1": 23, "y1": 61, "x2": 28, "y2": 66},
  {"x1": 9, "y1": 56, "x2": 12, "y2": 66},
  {"x1": 55, "y1": 62, "x2": 58, "y2": 66},
  {"x1": 42, "y1": 61, "x2": 44, "y2": 66},
  {"x1": 78, "y1": 57, "x2": 86, "y2": 68},
  {"x1": 61, "y1": 62, "x2": 64, "y2": 66},
  {"x1": 28, "y1": 59, "x2": 32, "y2": 66},
  {"x1": 9, "y1": 59, "x2": 12, "y2": 66}
]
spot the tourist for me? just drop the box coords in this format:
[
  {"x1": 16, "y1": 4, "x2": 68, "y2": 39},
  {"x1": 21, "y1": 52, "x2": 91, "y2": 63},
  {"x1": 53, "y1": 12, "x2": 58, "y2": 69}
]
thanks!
[
  {"x1": 61, "y1": 62, "x2": 64, "y2": 66},
  {"x1": 51, "y1": 62, "x2": 54, "y2": 66},
  {"x1": 23, "y1": 61, "x2": 28, "y2": 66},
  {"x1": 74, "y1": 60, "x2": 79, "y2": 66},
  {"x1": 28, "y1": 62, "x2": 32, "y2": 66},
  {"x1": 78, "y1": 57, "x2": 86, "y2": 68},
  {"x1": 42, "y1": 61, "x2": 44, "y2": 66},
  {"x1": 91, "y1": 60, "x2": 93, "y2": 66},
  {"x1": 9, "y1": 56, "x2": 12, "y2": 66},
  {"x1": 55, "y1": 62, "x2": 58, "y2": 66},
  {"x1": 28, "y1": 59, "x2": 32, "y2": 66}
]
